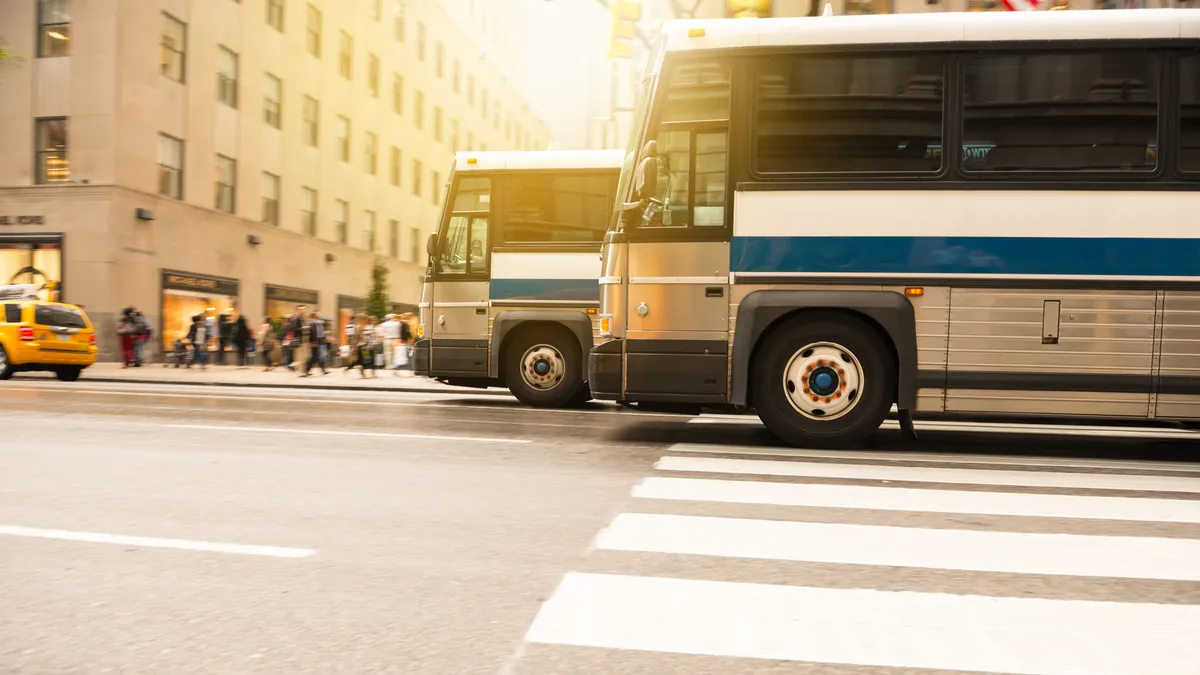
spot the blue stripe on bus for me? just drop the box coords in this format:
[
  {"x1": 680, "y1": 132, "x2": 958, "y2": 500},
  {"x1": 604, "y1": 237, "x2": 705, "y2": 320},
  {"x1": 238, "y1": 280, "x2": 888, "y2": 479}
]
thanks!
[
  {"x1": 731, "y1": 236, "x2": 1200, "y2": 278},
  {"x1": 489, "y1": 278, "x2": 599, "y2": 302}
]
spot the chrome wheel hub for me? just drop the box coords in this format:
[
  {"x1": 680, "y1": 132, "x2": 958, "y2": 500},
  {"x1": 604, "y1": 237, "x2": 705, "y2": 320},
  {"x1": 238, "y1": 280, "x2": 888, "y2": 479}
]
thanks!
[
  {"x1": 520, "y1": 344, "x2": 565, "y2": 391},
  {"x1": 782, "y1": 341, "x2": 863, "y2": 421}
]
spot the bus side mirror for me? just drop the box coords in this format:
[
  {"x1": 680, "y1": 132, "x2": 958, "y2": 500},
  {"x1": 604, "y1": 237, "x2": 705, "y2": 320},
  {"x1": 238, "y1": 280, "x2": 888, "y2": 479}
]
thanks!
[{"x1": 426, "y1": 233, "x2": 438, "y2": 258}]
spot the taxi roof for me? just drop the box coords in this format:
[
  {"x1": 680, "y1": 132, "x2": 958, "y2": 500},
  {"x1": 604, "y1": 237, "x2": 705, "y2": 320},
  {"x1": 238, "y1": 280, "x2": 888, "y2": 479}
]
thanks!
[{"x1": 453, "y1": 149, "x2": 625, "y2": 173}]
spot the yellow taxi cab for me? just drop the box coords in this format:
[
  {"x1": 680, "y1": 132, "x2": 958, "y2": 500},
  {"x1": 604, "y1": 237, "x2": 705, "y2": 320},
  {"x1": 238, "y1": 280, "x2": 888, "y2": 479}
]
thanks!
[{"x1": 0, "y1": 284, "x2": 98, "y2": 381}]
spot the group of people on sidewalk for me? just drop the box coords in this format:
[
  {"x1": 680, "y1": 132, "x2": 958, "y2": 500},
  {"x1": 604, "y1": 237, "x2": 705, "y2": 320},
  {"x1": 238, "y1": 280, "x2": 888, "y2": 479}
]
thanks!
[{"x1": 116, "y1": 307, "x2": 152, "y2": 368}]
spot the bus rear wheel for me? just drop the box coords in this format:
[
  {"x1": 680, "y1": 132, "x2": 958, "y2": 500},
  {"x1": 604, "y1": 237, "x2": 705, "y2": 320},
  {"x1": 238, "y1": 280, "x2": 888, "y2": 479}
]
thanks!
[
  {"x1": 752, "y1": 314, "x2": 895, "y2": 449},
  {"x1": 504, "y1": 328, "x2": 584, "y2": 408}
]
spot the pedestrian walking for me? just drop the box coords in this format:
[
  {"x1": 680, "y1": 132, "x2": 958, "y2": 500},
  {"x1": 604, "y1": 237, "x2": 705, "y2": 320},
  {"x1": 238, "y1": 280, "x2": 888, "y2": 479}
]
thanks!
[
  {"x1": 303, "y1": 312, "x2": 329, "y2": 376},
  {"x1": 380, "y1": 313, "x2": 401, "y2": 373},
  {"x1": 117, "y1": 307, "x2": 138, "y2": 367},
  {"x1": 232, "y1": 314, "x2": 251, "y2": 367},
  {"x1": 186, "y1": 314, "x2": 208, "y2": 370},
  {"x1": 258, "y1": 316, "x2": 281, "y2": 371},
  {"x1": 217, "y1": 313, "x2": 231, "y2": 365}
]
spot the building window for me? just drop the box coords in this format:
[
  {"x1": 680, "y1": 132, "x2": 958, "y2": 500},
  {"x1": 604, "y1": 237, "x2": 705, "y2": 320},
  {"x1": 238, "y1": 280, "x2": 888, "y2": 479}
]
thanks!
[
  {"x1": 334, "y1": 199, "x2": 348, "y2": 244},
  {"x1": 158, "y1": 134, "x2": 183, "y2": 199},
  {"x1": 505, "y1": 119, "x2": 512, "y2": 140},
  {"x1": 433, "y1": 107, "x2": 443, "y2": 142},
  {"x1": 262, "y1": 172, "x2": 280, "y2": 225},
  {"x1": 410, "y1": 226, "x2": 421, "y2": 264},
  {"x1": 417, "y1": 22, "x2": 426, "y2": 61},
  {"x1": 217, "y1": 46, "x2": 239, "y2": 108},
  {"x1": 35, "y1": 118, "x2": 68, "y2": 184},
  {"x1": 301, "y1": 187, "x2": 317, "y2": 236},
  {"x1": 468, "y1": 74, "x2": 475, "y2": 106},
  {"x1": 305, "y1": 4, "x2": 321, "y2": 57},
  {"x1": 392, "y1": 74, "x2": 404, "y2": 115},
  {"x1": 303, "y1": 96, "x2": 319, "y2": 146},
  {"x1": 362, "y1": 211, "x2": 377, "y2": 251},
  {"x1": 453, "y1": 60, "x2": 461, "y2": 93},
  {"x1": 451, "y1": 119, "x2": 459, "y2": 151},
  {"x1": 412, "y1": 159, "x2": 422, "y2": 197},
  {"x1": 267, "y1": 0, "x2": 284, "y2": 31},
  {"x1": 370, "y1": 0, "x2": 382, "y2": 21},
  {"x1": 390, "y1": 146, "x2": 401, "y2": 186},
  {"x1": 414, "y1": 90, "x2": 424, "y2": 129},
  {"x1": 394, "y1": 2, "x2": 405, "y2": 42},
  {"x1": 481, "y1": 88, "x2": 489, "y2": 117},
  {"x1": 364, "y1": 132, "x2": 378, "y2": 175},
  {"x1": 467, "y1": 132, "x2": 474, "y2": 151},
  {"x1": 389, "y1": 219, "x2": 400, "y2": 258},
  {"x1": 368, "y1": 54, "x2": 380, "y2": 97},
  {"x1": 161, "y1": 14, "x2": 186, "y2": 82},
  {"x1": 38, "y1": 0, "x2": 71, "y2": 58},
  {"x1": 336, "y1": 116, "x2": 350, "y2": 162},
  {"x1": 752, "y1": 54, "x2": 944, "y2": 175},
  {"x1": 264, "y1": 74, "x2": 282, "y2": 128},
  {"x1": 339, "y1": 31, "x2": 353, "y2": 79},
  {"x1": 216, "y1": 155, "x2": 236, "y2": 213},
  {"x1": 432, "y1": 171, "x2": 441, "y2": 205},
  {"x1": 845, "y1": 0, "x2": 890, "y2": 13},
  {"x1": 962, "y1": 52, "x2": 1158, "y2": 173},
  {"x1": 435, "y1": 42, "x2": 445, "y2": 78},
  {"x1": 1181, "y1": 54, "x2": 1200, "y2": 173}
]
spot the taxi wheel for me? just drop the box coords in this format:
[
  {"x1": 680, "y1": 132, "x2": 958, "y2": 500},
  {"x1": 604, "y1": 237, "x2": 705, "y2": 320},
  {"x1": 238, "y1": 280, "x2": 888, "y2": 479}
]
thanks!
[
  {"x1": 56, "y1": 366, "x2": 82, "y2": 382},
  {"x1": 0, "y1": 346, "x2": 12, "y2": 380}
]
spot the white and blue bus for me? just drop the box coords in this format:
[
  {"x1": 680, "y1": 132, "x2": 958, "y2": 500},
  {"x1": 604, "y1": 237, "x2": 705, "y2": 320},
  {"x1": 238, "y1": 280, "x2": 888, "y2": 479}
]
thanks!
[
  {"x1": 414, "y1": 150, "x2": 623, "y2": 407},
  {"x1": 592, "y1": 9, "x2": 1200, "y2": 447}
]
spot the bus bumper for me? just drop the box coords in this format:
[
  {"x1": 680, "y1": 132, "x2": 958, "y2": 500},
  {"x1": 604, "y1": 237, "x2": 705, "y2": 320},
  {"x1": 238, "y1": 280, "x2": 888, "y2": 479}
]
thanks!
[
  {"x1": 587, "y1": 339, "x2": 623, "y2": 401},
  {"x1": 412, "y1": 338, "x2": 431, "y2": 377}
]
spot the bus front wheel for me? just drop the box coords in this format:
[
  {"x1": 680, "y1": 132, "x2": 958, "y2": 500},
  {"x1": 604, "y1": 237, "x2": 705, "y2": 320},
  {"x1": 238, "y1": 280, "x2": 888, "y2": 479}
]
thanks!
[
  {"x1": 504, "y1": 327, "x2": 585, "y2": 408},
  {"x1": 752, "y1": 314, "x2": 895, "y2": 449}
]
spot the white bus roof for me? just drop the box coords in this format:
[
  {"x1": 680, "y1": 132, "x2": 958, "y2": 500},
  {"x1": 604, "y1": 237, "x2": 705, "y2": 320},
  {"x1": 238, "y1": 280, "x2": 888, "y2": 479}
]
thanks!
[
  {"x1": 660, "y1": 9, "x2": 1200, "y2": 53},
  {"x1": 453, "y1": 149, "x2": 625, "y2": 173}
]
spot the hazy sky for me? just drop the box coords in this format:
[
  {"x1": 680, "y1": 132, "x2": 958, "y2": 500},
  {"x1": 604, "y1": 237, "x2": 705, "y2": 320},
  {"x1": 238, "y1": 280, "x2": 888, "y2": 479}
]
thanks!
[{"x1": 522, "y1": 0, "x2": 612, "y2": 149}]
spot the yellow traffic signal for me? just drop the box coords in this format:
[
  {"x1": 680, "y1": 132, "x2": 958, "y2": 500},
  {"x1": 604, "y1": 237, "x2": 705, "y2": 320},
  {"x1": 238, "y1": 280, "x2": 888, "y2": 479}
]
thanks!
[
  {"x1": 727, "y1": 0, "x2": 771, "y2": 17},
  {"x1": 608, "y1": 0, "x2": 641, "y2": 59}
]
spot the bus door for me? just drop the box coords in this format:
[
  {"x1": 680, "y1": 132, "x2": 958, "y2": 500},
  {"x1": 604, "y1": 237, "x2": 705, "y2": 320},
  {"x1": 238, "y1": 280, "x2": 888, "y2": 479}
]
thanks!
[{"x1": 429, "y1": 176, "x2": 492, "y2": 378}]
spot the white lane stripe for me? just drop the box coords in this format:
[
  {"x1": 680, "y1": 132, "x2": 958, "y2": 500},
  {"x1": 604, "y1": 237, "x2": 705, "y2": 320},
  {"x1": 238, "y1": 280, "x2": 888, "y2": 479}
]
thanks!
[
  {"x1": 664, "y1": 442, "x2": 1200, "y2": 474},
  {"x1": 526, "y1": 572, "x2": 1200, "y2": 674},
  {"x1": 634, "y1": 477, "x2": 1200, "y2": 524},
  {"x1": 596, "y1": 513, "x2": 1200, "y2": 582},
  {"x1": 0, "y1": 525, "x2": 314, "y2": 559},
  {"x1": 656, "y1": 456, "x2": 1200, "y2": 494},
  {"x1": 165, "y1": 423, "x2": 530, "y2": 444},
  {"x1": 688, "y1": 415, "x2": 1200, "y2": 440}
]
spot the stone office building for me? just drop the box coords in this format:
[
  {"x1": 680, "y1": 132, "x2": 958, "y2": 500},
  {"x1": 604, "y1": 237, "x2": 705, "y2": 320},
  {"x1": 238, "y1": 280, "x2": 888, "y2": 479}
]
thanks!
[{"x1": 0, "y1": 0, "x2": 548, "y2": 359}]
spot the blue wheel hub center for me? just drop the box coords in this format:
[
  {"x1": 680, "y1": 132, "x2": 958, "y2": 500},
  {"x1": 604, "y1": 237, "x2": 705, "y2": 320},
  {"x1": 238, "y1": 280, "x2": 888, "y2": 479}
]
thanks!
[
  {"x1": 810, "y1": 367, "x2": 839, "y2": 397},
  {"x1": 533, "y1": 359, "x2": 551, "y2": 376}
]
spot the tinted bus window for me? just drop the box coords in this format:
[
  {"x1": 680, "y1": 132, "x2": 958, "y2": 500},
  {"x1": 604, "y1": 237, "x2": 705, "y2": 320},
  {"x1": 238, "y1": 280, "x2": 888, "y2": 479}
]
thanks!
[
  {"x1": 752, "y1": 54, "x2": 945, "y2": 174},
  {"x1": 501, "y1": 174, "x2": 614, "y2": 243},
  {"x1": 1181, "y1": 53, "x2": 1200, "y2": 173},
  {"x1": 962, "y1": 52, "x2": 1158, "y2": 173}
]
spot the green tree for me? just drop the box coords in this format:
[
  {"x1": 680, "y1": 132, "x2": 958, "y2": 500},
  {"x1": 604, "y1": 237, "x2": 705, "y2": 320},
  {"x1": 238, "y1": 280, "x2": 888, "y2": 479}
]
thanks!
[{"x1": 365, "y1": 258, "x2": 390, "y2": 320}]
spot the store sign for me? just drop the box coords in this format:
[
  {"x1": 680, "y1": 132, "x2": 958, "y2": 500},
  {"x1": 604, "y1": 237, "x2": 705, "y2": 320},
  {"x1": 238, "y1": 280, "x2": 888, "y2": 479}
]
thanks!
[
  {"x1": 0, "y1": 215, "x2": 46, "y2": 226},
  {"x1": 266, "y1": 285, "x2": 319, "y2": 305},
  {"x1": 161, "y1": 270, "x2": 239, "y2": 297}
]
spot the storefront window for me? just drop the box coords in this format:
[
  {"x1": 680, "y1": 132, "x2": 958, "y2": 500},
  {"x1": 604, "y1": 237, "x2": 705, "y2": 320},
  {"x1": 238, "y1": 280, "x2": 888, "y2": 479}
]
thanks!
[
  {"x1": 0, "y1": 241, "x2": 63, "y2": 301},
  {"x1": 160, "y1": 271, "x2": 239, "y2": 351},
  {"x1": 265, "y1": 285, "x2": 319, "y2": 325}
]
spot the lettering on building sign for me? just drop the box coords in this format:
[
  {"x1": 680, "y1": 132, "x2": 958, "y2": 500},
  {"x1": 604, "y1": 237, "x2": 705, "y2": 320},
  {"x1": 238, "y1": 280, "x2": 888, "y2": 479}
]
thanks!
[
  {"x1": 161, "y1": 270, "x2": 240, "y2": 296},
  {"x1": 266, "y1": 285, "x2": 319, "y2": 304},
  {"x1": 0, "y1": 216, "x2": 46, "y2": 225}
]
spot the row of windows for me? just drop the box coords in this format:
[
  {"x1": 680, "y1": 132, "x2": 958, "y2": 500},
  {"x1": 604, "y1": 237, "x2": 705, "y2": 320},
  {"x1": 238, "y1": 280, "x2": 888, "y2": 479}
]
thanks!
[{"x1": 668, "y1": 50, "x2": 1200, "y2": 179}]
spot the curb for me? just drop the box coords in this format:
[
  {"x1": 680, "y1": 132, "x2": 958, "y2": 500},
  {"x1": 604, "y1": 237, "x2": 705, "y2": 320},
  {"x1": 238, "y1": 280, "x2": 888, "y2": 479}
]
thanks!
[{"x1": 79, "y1": 376, "x2": 512, "y2": 397}]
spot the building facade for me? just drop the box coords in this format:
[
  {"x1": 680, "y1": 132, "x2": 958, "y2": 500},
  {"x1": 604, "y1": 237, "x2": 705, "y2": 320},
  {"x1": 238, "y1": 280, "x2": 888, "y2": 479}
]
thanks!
[{"x1": 0, "y1": 0, "x2": 549, "y2": 360}]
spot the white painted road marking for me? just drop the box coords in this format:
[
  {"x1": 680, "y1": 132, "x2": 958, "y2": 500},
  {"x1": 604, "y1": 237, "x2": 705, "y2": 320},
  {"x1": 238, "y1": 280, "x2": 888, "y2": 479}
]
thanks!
[
  {"x1": 526, "y1": 572, "x2": 1200, "y2": 674},
  {"x1": 165, "y1": 423, "x2": 531, "y2": 444},
  {"x1": 0, "y1": 525, "x2": 315, "y2": 559},
  {"x1": 597, "y1": 512, "x2": 1200, "y2": 581},
  {"x1": 665, "y1": 442, "x2": 1200, "y2": 474},
  {"x1": 655, "y1": 455, "x2": 1200, "y2": 493},
  {"x1": 634, "y1": 477, "x2": 1200, "y2": 524}
]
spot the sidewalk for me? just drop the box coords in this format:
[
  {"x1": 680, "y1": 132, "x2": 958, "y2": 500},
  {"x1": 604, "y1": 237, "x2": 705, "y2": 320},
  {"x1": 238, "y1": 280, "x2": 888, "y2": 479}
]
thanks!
[{"x1": 67, "y1": 362, "x2": 508, "y2": 396}]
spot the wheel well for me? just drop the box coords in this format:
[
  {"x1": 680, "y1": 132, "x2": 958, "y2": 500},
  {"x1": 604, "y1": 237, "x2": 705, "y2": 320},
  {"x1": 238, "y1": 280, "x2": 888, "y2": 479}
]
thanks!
[
  {"x1": 745, "y1": 308, "x2": 899, "y2": 409},
  {"x1": 498, "y1": 321, "x2": 582, "y2": 373}
]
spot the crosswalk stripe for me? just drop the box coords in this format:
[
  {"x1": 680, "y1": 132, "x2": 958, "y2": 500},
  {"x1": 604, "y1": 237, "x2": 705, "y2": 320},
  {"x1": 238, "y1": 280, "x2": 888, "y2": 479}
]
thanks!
[
  {"x1": 665, "y1": 442, "x2": 1200, "y2": 474},
  {"x1": 526, "y1": 572, "x2": 1200, "y2": 674},
  {"x1": 634, "y1": 476, "x2": 1200, "y2": 524},
  {"x1": 655, "y1": 455, "x2": 1200, "y2": 493},
  {"x1": 596, "y1": 513, "x2": 1200, "y2": 581}
]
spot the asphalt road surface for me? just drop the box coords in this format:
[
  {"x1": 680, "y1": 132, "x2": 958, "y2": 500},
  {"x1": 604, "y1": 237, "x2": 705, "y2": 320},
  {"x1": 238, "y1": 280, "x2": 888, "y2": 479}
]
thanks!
[{"x1": 2, "y1": 380, "x2": 1199, "y2": 675}]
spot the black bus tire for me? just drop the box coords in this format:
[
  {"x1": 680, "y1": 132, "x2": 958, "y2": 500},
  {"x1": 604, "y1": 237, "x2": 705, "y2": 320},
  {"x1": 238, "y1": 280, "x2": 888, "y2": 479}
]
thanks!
[
  {"x1": 503, "y1": 327, "x2": 585, "y2": 408},
  {"x1": 752, "y1": 314, "x2": 896, "y2": 449}
]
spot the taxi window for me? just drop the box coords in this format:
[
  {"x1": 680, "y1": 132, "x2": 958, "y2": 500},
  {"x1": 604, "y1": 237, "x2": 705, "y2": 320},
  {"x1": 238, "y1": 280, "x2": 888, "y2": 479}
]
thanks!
[
  {"x1": 3, "y1": 304, "x2": 19, "y2": 323},
  {"x1": 35, "y1": 305, "x2": 86, "y2": 328}
]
